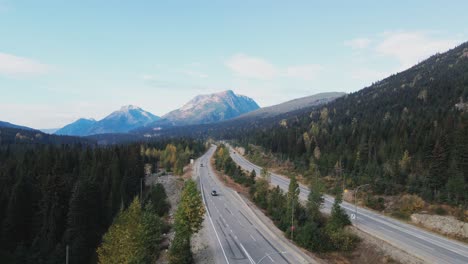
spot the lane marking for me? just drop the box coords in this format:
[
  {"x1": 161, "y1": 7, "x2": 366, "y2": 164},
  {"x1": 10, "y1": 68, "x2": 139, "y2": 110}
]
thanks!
[
  {"x1": 239, "y1": 242, "x2": 255, "y2": 264},
  {"x1": 250, "y1": 234, "x2": 257, "y2": 242}
]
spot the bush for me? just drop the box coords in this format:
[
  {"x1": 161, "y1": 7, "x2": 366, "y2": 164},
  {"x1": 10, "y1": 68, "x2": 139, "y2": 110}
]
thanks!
[
  {"x1": 391, "y1": 210, "x2": 411, "y2": 220},
  {"x1": 366, "y1": 196, "x2": 386, "y2": 211},
  {"x1": 398, "y1": 194, "x2": 425, "y2": 214},
  {"x1": 434, "y1": 206, "x2": 447, "y2": 215}
]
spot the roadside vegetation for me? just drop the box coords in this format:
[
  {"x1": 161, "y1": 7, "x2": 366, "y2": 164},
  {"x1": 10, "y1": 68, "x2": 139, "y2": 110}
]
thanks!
[
  {"x1": 168, "y1": 179, "x2": 205, "y2": 264},
  {"x1": 214, "y1": 144, "x2": 359, "y2": 253}
]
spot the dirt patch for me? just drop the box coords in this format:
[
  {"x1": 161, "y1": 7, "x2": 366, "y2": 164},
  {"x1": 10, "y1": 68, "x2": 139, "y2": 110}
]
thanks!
[
  {"x1": 411, "y1": 213, "x2": 468, "y2": 241},
  {"x1": 152, "y1": 172, "x2": 185, "y2": 264}
]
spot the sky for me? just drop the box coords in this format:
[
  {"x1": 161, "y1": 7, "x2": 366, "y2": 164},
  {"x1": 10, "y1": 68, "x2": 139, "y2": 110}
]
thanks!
[{"x1": 1, "y1": 0, "x2": 467, "y2": 128}]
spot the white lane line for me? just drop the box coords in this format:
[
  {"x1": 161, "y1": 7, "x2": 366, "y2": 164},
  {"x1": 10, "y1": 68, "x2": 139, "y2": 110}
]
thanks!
[
  {"x1": 239, "y1": 242, "x2": 255, "y2": 264},
  {"x1": 200, "y1": 181, "x2": 230, "y2": 264},
  {"x1": 250, "y1": 234, "x2": 257, "y2": 242},
  {"x1": 268, "y1": 255, "x2": 275, "y2": 262}
]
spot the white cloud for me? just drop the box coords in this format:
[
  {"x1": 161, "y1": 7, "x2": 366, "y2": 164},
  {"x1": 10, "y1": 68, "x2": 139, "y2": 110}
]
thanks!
[
  {"x1": 284, "y1": 64, "x2": 322, "y2": 80},
  {"x1": 375, "y1": 31, "x2": 461, "y2": 69},
  {"x1": 225, "y1": 53, "x2": 278, "y2": 80},
  {"x1": 344, "y1": 38, "x2": 372, "y2": 49},
  {"x1": 225, "y1": 53, "x2": 322, "y2": 81},
  {"x1": 0, "y1": 52, "x2": 51, "y2": 76}
]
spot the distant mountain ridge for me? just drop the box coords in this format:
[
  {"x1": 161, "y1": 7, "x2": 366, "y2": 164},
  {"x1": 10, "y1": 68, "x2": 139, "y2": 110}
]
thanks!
[
  {"x1": 55, "y1": 118, "x2": 97, "y2": 136},
  {"x1": 155, "y1": 90, "x2": 260, "y2": 125},
  {"x1": 235, "y1": 92, "x2": 345, "y2": 120},
  {"x1": 0, "y1": 121, "x2": 35, "y2": 131},
  {"x1": 55, "y1": 105, "x2": 160, "y2": 136}
]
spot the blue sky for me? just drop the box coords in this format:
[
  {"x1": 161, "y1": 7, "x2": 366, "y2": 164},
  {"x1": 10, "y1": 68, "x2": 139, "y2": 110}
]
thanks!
[{"x1": 1, "y1": 0, "x2": 467, "y2": 128}]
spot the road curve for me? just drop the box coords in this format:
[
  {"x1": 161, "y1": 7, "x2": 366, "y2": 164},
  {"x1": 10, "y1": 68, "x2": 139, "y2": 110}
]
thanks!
[{"x1": 227, "y1": 146, "x2": 468, "y2": 264}]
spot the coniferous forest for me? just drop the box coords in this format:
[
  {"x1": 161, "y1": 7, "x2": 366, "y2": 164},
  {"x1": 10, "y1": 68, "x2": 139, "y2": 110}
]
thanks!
[{"x1": 0, "y1": 137, "x2": 204, "y2": 264}]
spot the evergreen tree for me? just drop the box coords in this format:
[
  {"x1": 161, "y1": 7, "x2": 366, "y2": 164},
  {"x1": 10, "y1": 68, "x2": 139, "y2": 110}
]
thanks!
[{"x1": 327, "y1": 189, "x2": 351, "y2": 231}]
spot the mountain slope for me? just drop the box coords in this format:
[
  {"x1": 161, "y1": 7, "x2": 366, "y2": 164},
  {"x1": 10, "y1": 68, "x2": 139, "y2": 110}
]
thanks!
[
  {"x1": 55, "y1": 105, "x2": 160, "y2": 136},
  {"x1": 55, "y1": 118, "x2": 97, "y2": 136},
  {"x1": 159, "y1": 90, "x2": 259, "y2": 125},
  {"x1": 235, "y1": 92, "x2": 345, "y2": 120},
  {"x1": 0, "y1": 121, "x2": 35, "y2": 131}
]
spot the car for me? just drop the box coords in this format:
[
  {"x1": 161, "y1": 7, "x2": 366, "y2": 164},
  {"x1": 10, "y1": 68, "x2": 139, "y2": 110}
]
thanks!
[
  {"x1": 200, "y1": 163, "x2": 203, "y2": 167},
  {"x1": 211, "y1": 190, "x2": 218, "y2": 196}
]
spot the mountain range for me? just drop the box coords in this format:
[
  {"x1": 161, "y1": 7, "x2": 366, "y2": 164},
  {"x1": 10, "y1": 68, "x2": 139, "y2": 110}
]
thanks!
[{"x1": 54, "y1": 90, "x2": 260, "y2": 136}]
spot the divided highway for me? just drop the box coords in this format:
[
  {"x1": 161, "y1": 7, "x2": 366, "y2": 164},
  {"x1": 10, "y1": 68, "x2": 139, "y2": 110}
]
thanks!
[
  {"x1": 228, "y1": 146, "x2": 468, "y2": 264},
  {"x1": 194, "y1": 146, "x2": 314, "y2": 264}
]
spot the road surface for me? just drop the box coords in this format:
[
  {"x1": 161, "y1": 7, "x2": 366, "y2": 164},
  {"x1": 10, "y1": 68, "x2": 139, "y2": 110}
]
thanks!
[
  {"x1": 194, "y1": 146, "x2": 315, "y2": 264},
  {"x1": 227, "y1": 146, "x2": 468, "y2": 264}
]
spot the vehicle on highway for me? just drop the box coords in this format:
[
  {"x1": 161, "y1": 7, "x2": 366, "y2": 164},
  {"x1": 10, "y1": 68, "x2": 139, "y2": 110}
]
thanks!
[
  {"x1": 211, "y1": 190, "x2": 218, "y2": 196},
  {"x1": 200, "y1": 163, "x2": 203, "y2": 167}
]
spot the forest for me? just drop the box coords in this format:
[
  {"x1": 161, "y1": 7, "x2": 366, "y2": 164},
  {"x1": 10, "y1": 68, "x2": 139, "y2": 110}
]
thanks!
[{"x1": 0, "y1": 138, "x2": 204, "y2": 264}]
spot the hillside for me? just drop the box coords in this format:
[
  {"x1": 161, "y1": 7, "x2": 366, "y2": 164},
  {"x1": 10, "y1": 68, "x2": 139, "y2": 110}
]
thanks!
[
  {"x1": 228, "y1": 42, "x2": 468, "y2": 206},
  {"x1": 0, "y1": 126, "x2": 94, "y2": 145},
  {"x1": 0, "y1": 121, "x2": 35, "y2": 131}
]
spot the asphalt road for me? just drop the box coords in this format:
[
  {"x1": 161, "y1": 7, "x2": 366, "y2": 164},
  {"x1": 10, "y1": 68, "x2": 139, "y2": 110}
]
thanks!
[
  {"x1": 194, "y1": 146, "x2": 314, "y2": 264},
  {"x1": 228, "y1": 146, "x2": 468, "y2": 264}
]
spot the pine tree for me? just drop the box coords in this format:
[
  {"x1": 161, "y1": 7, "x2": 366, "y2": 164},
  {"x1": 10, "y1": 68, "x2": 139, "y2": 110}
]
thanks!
[{"x1": 327, "y1": 189, "x2": 351, "y2": 231}]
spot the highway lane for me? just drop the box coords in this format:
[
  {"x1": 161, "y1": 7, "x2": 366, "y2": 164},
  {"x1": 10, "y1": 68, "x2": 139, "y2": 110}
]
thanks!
[
  {"x1": 228, "y1": 146, "x2": 468, "y2": 264},
  {"x1": 194, "y1": 146, "x2": 313, "y2": 264}
]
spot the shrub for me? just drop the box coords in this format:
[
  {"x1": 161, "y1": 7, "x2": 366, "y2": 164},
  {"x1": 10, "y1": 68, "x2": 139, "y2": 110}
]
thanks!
[
  {"x1": 398, "y1": 194, "x2": 425, "y2": 214},
  {"x1": 434, "y1": 206, "x2": 447, "y2": 215}
]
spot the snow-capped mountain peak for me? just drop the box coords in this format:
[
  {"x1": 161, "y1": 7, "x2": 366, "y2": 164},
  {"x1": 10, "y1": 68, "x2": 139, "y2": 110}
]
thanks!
[{"x1": 161, "y1": 90, "x2": 259, "y2": 125}]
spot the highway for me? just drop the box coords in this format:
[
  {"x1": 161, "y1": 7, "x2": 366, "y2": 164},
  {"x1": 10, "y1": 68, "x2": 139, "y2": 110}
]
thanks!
[
  {"x1": 227, "y1": 146, "x2": 468, "y2": 264},
  {"x1": 194, "y1": 146, "x2": 315, "y2": 264}
]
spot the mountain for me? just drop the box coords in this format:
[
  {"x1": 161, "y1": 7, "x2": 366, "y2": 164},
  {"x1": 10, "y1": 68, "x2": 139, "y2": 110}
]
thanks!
[
  {"x1": 235, "y1": 92, "x2": 345, "y2": 120},
  {"x1": 87, "y1": 105, "x2": 159, "y2": 135},
  {"x1": 0, "y1": 121, "x2": 35, "y2": 131},
  {"x1": 55, "y1": 105, "x2": 160, "y2": 136},
  {"x1": 55, "y1": 118, "x2": 97, "y2": 136},
  {"x1": 158, "y1": 90, "x2": 260, "y2": 125}
]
